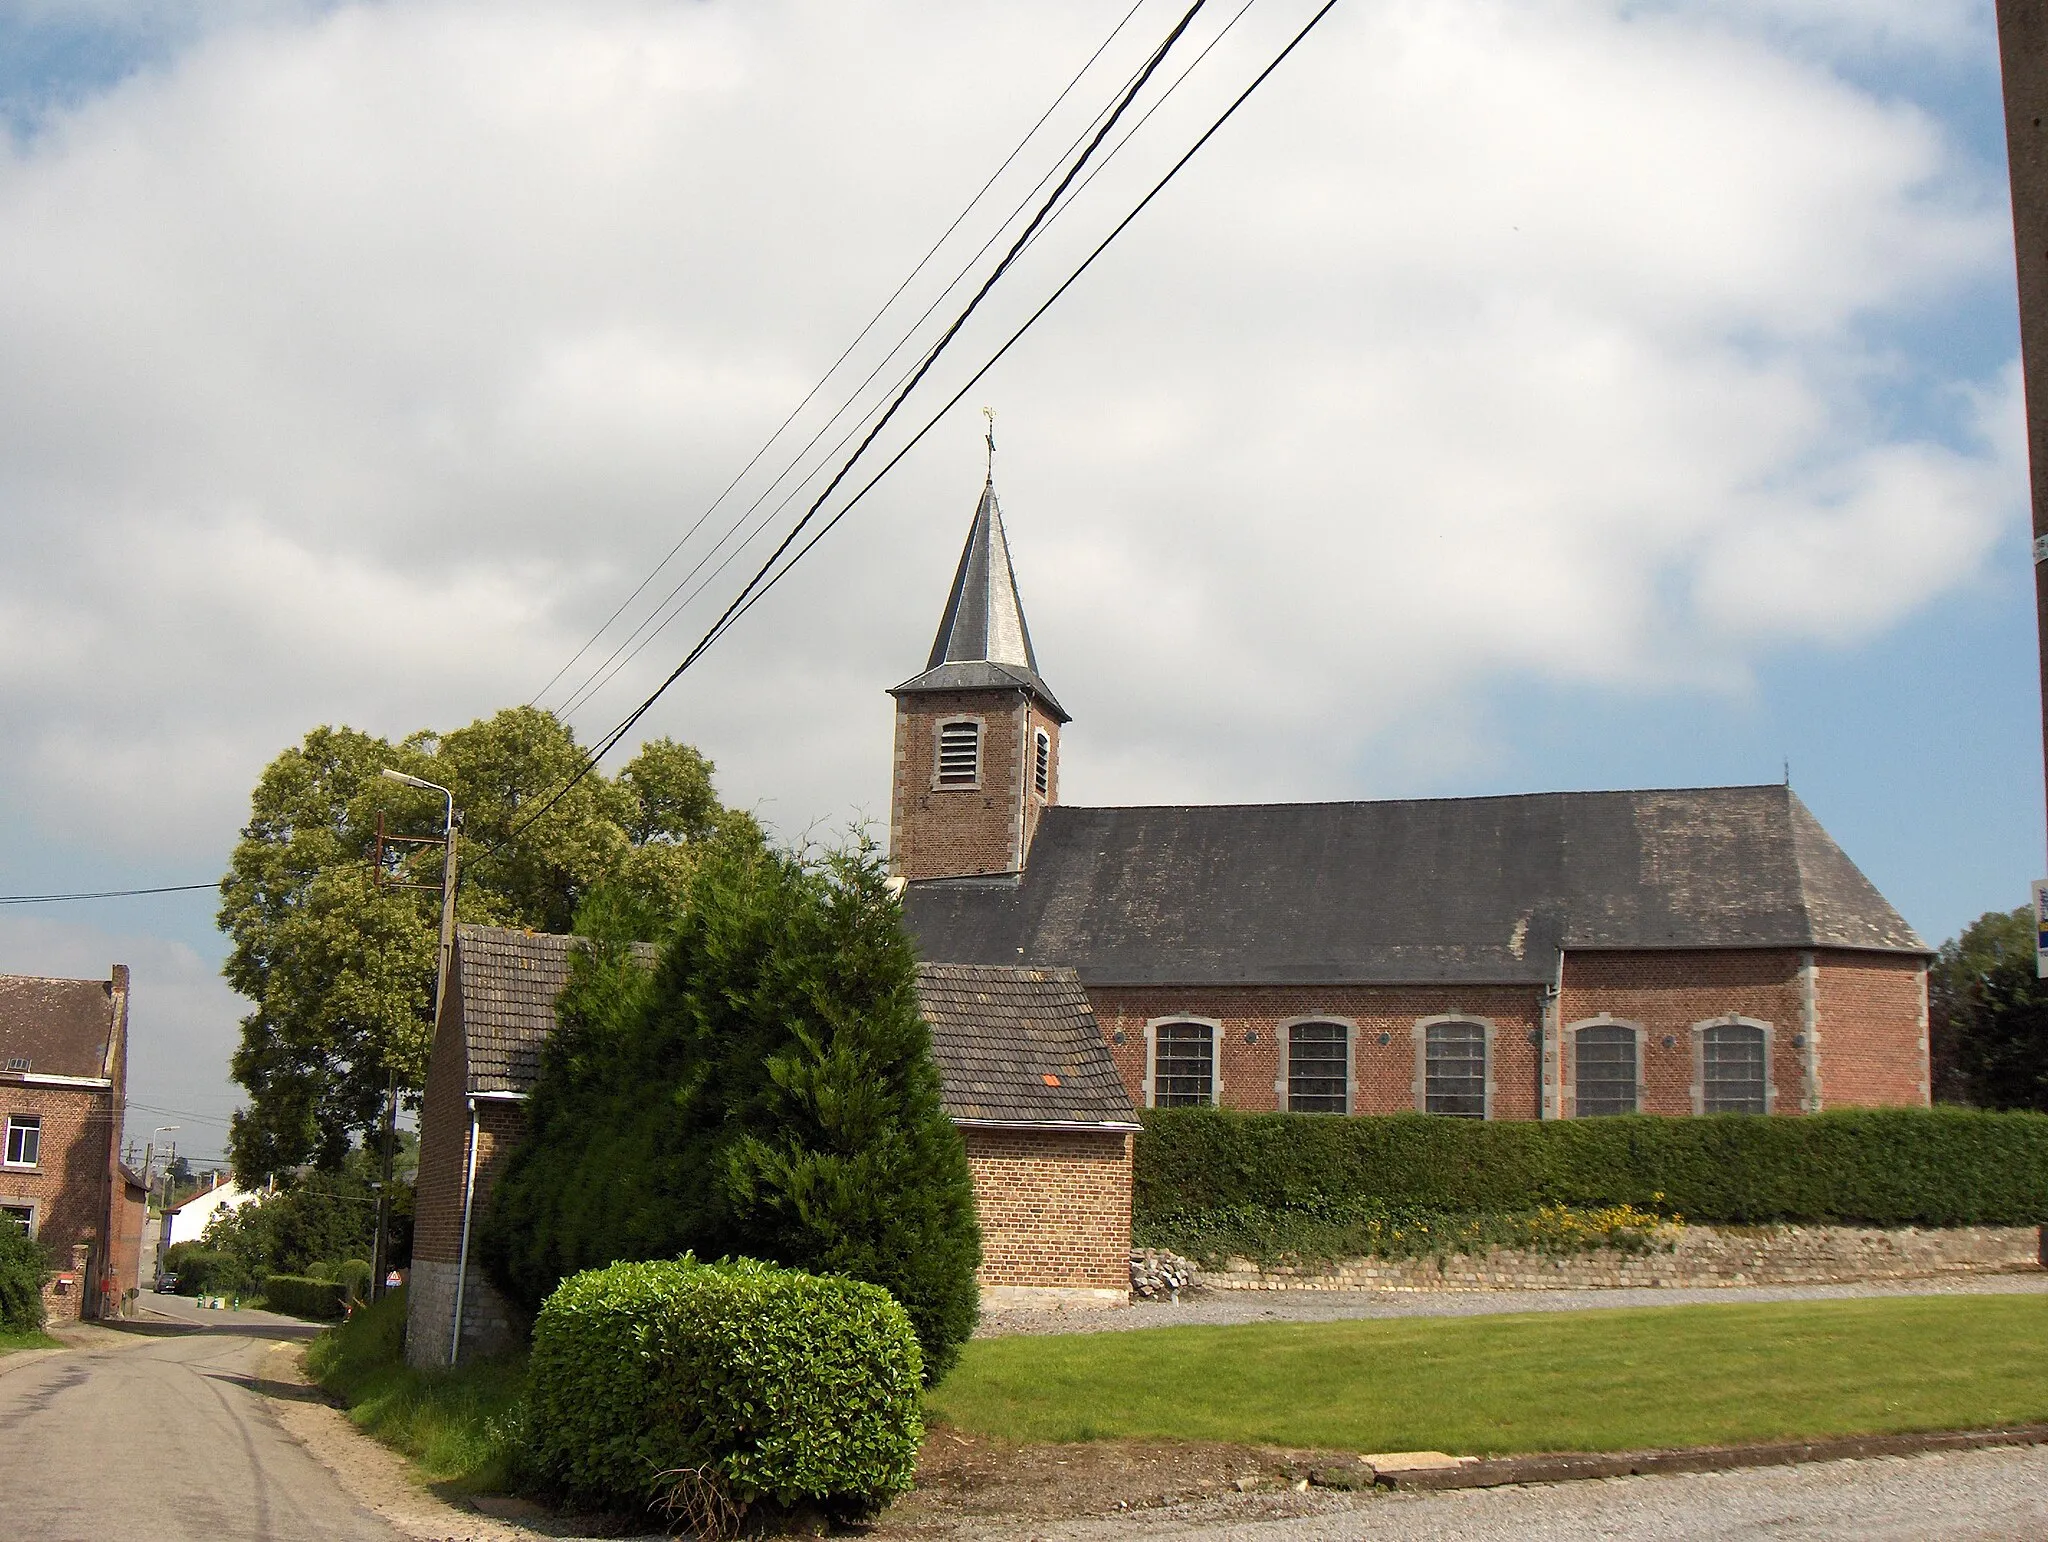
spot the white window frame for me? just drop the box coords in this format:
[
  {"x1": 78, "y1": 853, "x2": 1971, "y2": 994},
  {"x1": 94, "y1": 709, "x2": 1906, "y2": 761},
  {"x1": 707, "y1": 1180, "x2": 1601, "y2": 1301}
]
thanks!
[
  {"x1": 1690, "y1": 1016, "x2": 1776, "y2": 1115},
  {"x1": 1564, "y1": 1016, "x2": 1646, "y2": 1117},
  {"x1": 0, "y1": 1200, "x2": 35, "y2": 1237},
  {"x1": 3, "y1": 1115, "x2": 40, "y2": 1169},
  {"x1": 1275, "y1": 1016, "x2": 1354, "y2": 1114},
  {"x1": 1033, "y1": 728, "x2": 1052, "y2": 798},
  {"x1": 1143, "y1": 1017, "x2": 1221, "y2": 1108},
  {"x1": 1413, "y1": 1015, "x2": 1494, "y2": 1119},
  {"x1": 932, "y1": 716, "x2": 984, "y2": 791}
]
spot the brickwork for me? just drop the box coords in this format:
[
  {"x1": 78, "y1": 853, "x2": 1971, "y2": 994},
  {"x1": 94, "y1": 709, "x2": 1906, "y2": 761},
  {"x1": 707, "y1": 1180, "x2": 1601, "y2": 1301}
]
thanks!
[
  {"x1": 963, "y1": 1126, "x2": 1131, "y2": 1291},
  {"x1": 410, "y1": 987, "x2": 470, "y2": 1268},
  {"x1": 1199, "y1": 1223, "x2": 2043, "y2": 1292},
  {"x1": 1559, "y1": 950, "x2": 1805, "y2": 1115},
  {"x1": 891, "y1": 689, "x2": 1036, "y2": 880},
  {"x1": 2, "y1": 1083, "x2": 118, "y2": 1320},
  {"x1": 1088, "y1": 985, "x2": 1545, "y2": 1118},
  {"x1": 1815, "y1": 951, "x2": 1931, "y2": 1108}
]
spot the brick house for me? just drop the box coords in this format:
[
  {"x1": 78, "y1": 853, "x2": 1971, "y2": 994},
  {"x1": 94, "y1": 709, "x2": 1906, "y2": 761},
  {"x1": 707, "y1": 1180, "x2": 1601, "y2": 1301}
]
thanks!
[
  {"x1": 0, "y1": 966, "x2": 146, "y2": 1320},
  {"x1": 894, "y1": 476, "x2": 1933, "y2": 1120},
  {"x1": 407, "y1": 929, "x2": 1135, "y2": 1367}
]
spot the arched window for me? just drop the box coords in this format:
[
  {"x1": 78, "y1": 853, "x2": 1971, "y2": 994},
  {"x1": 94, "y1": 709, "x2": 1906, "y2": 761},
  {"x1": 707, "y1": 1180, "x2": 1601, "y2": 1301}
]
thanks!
[
  {"x1": 1034, "y1": 729, "x2": 1051, "y2": 796},
  {"x1": 1700, "y1": 1021, "x2": 1769, "y2": 1114},
  {"x1": 935, "y1": 718, "x2": 981, "y2": 787},
  {"x1": 1573, "y1": 1023, "x2": 1639, "y2": 1116},
  {"x1": 1422, "y1": 1019, "x2": 1487, "y2": 1117},
  {"x1": 1151, "y1": 1021, "x2": 1215, "y2": 1107},
  {"x1": 1286, "y1": 1020, "x2": 1349, "y2": 1113}
]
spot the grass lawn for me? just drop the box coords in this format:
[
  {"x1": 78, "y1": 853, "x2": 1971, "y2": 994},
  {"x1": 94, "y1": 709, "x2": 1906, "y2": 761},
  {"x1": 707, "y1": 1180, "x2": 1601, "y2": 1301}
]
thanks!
[
  {"x1": 0, "y1": 1327, "x2": 60, "y2": 1355},
  {"x1": 931, "y1": 1295, "x2": 2048, "y2": 1456},
  {"x1": 305, "y1": 1290, "x2": 527, "y2": 1491}
]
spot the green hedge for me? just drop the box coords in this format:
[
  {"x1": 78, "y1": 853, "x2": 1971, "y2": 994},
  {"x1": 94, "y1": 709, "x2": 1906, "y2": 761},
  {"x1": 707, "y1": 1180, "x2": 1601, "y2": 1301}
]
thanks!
[
  {"x1": 163, "y1": 1244, "x2": 239, "y2": 1296},
  {"x1": 0, "y1": 1227, "x2": 48, "y2": 1332},
  {"x1": 263, "y1": 1275, "x2": 348, "y2": 1319},
  {"x1": 1136, "y1": 1107, "x2": 2048, "y2": 1227},
  {"x1": 527, "y1": 1257, "x2": 923, "y2": 1522}
]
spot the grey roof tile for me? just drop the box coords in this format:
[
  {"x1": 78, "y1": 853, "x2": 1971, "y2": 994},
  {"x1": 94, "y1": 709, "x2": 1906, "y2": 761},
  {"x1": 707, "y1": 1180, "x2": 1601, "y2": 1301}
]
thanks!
[
  {"x1": 0, "y1": 975, "x2": 119, "y2": 1079},
  {"x1": 914, "y1": 963, "x2": 1137, "y2": 1128},
  {"x1": 904, "y1": 786, "x2": 1925, "y2": 985}
]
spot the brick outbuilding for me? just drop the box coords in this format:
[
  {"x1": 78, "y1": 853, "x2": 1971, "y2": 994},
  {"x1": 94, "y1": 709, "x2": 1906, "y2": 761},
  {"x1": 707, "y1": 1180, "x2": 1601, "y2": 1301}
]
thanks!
[
  {"x1": 892, "y1": 473, "x2": 1933, "y2": 1120},
  {"x1": 408, "y1": 930, "x2": 1136, "y2": 1367},
  {"x1": 0, "y1": 966, "x2": 140, "y2": 1320}
]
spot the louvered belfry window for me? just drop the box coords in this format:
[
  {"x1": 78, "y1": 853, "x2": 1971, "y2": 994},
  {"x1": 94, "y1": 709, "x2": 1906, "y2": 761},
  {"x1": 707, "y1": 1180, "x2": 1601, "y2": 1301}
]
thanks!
[
  {"x1": 1153, "y1": 1022, "x2": 1215, "y2": 1106},
  {"x1": 936, "y1": 719, "x2": 981, "y2": 786},
  {"x1": 1287, "y1": 1021, "x2": 1349, "y2": 1113},
  {"x1": 1034, "y1": 729, "x2": 1051, "y2": 796},
  {"x1": 1574, "y1": 1025, "x2": 1639, "y2": 1116},
  {"x1": 1701, "y1": 1023, "x2": 1768, "y2": 1113},
  {"x1": 1424, "y1": 1020, "x2": 1487, "y2": 1117}
]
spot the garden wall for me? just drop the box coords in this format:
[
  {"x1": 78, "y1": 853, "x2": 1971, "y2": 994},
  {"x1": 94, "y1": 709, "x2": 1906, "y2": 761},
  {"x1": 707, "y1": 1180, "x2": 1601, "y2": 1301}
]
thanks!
[{"x1": 1183, "y1": 1223, "x2": 2047, "y2": 1293}]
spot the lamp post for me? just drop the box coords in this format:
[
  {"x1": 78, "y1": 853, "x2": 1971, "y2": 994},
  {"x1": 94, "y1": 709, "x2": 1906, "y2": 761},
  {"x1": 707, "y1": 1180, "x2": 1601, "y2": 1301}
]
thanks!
[
  {"x1": 145, "y1": 1126, "x2": 178, "y2": 1284},
  {"x1": 373, "y1": 769, "x2": 459, "y2": 1303}
]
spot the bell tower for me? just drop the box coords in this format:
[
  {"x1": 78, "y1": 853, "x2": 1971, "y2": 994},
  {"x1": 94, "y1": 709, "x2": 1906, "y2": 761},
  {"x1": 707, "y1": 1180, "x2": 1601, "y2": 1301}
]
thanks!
[{"x1": 889, "y1": 473, "x2": 1067, "y2": 881}]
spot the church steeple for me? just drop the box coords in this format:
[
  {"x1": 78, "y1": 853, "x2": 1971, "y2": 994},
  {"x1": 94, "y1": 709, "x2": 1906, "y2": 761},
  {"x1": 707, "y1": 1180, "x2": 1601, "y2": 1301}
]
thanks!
[
  {"x1": 888, "y1": 471, "x2": 1068, "y2": 882},
  {"x1": 895, "y1": 477, "x2": 1067, "y2": 722}
]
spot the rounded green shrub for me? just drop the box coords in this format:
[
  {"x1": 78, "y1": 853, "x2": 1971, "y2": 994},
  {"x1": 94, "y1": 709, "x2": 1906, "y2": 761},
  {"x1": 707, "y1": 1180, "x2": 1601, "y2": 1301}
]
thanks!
[
  {"x1": 332, "y1": 1259, "x2": 373, "y2": 1304},
  {"x1": 0, "y1": 1227, "x2": 49, "y2": 1331},
  {"x1": 263, "y1": 1274, "x2": 348, "y2": 1319},
  {"x1": 527, "y1": 1257, "x2": 924, "y2": 1523}
]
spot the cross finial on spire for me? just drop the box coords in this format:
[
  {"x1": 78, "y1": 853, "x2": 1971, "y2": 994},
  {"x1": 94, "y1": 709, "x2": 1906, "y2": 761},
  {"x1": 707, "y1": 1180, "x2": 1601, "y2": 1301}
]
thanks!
[{"x1": 982, "y1": 407, "x2": 996, "y2": 482}]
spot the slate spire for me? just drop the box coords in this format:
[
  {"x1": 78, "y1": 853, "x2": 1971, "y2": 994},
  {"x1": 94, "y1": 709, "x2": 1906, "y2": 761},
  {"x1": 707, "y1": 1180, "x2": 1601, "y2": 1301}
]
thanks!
[{"x1": 891, "y1": 476, "x2": 1067, "y2": 721}]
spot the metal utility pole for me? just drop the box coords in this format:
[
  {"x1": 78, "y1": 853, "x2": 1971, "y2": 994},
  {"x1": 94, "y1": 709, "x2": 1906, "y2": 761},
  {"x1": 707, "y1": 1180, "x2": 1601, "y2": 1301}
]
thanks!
[
  {"x1": 1994, "y1": 3, "x2": 2048, "y2": 971},
  {"x1": 371, "y1": 769, "x2": 459, "y2": 1301}
]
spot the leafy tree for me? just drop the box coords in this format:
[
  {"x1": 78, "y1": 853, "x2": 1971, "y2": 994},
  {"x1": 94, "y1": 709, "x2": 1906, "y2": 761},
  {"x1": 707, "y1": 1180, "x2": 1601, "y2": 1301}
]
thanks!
[
  {"x1": 1930, "y1": 907, "x2": 2048, "y2": 1113},
  {"x1": 197, "y1": 1150, "x2": 400, "y2": 1284},
  {"x1": 220, "y1": 709, "x2": 759, "y2": 1176},
  {"x1": 481, "y1": 835, "x2": 984, "y2": 1380}
]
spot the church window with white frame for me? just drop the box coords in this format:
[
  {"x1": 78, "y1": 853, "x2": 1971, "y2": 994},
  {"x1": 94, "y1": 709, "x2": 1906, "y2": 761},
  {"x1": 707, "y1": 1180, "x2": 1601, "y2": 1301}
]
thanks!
[
  {"x1": 1573, "y1": 1023, "x2": 1640, "y2": 1116},
  {"x1": 1285, "y1": 1020, "x2": 1349, "y2": 1113},
  {"x1": 1700, "y1": 1021, "x2": 1769, "y2": 1114},
  {"x1": 1422, "y1": 1020, "x2": 1487, "y2": 1117},
  {"x1": 1152, "y1": 1021, "x2": 1215, "y2": 1107}
]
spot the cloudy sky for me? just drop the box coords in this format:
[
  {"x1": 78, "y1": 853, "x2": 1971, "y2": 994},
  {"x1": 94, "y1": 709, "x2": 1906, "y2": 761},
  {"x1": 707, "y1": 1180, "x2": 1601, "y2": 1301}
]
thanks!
[{"x1": 0, "y1": 0, "x2": 2036, "y2": 1161}]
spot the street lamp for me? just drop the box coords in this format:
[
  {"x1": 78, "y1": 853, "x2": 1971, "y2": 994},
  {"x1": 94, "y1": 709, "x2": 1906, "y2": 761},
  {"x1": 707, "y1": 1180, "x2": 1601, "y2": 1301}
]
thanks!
[{"x1": 374, "y1": 768, "x2": 460, "y2": 1304}]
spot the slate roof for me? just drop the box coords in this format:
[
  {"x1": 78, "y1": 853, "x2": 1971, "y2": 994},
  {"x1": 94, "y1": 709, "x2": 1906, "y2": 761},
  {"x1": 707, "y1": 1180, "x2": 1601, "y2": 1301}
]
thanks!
[
  {"x1": 892, "y1": 479, "x2": 1067, "y2": 722},
  {"x1": 450, "y1": 928, "x2": 660, "y2": 1095},
  {"x1": 903, "y1": 785, "x2": 1925, "y2": 987},
  {"x1": 448, "y1": 930, "x2": 1134, "y2": 1128},
  {"x1": 914, "y1": 964, "x2": 1138, "y2": 1129},
  {"x1": 0, "y1": 974, "x2": 121, "y2": 1080}
]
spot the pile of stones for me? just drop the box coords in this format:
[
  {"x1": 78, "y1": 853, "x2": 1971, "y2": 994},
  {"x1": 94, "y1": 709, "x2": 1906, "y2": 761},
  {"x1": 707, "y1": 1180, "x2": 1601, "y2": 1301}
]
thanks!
[{"x1": 1129, "y1": 1248, "x2": 1199, "y2": 1301}]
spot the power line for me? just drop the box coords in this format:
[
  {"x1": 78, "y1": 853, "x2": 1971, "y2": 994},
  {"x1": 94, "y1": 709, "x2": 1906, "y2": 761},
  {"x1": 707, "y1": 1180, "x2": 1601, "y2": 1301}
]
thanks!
[
  {"x1": 705, "y1": 0, "x2": 1344, "y2": 661},
  {"x1": 505, "y1": 0, "x2": 1217, "y2": 838},
  {"x1": 531, "y1": 0, "x2": 1154, "y2": 713},
  {"x1": 552, "y1": 0, "x2": 1267, "y2": 728},
  {"x1": 0, "y1": 882, "x2": 216, "y2": 906}
]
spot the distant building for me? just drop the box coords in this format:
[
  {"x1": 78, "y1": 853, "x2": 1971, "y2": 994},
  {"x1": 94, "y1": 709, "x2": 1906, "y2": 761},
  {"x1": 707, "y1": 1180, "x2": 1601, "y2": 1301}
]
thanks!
[
  {"x1": 0, "y1": 966, "x2": 146, "y2": 1320},
  {"x1": 156, "y1": 1174, "x2": 256, "y2": 1278},
  {"x1": 895, "y1": 475, "x2": 1934, "y2": 1120}
]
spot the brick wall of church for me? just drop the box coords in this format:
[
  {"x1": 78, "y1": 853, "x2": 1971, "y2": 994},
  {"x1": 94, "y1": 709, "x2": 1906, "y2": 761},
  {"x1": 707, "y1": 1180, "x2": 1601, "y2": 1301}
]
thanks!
[
  {"x1": 1085, "y1": 948, "x2": 1927, "y2": 1119},
  {"x1": 962, "y1": 1126, "x2": 1131, "y2": 1292}
]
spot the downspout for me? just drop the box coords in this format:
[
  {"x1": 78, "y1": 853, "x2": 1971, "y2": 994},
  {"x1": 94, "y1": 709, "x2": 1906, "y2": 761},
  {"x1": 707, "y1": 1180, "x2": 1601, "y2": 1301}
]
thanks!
[{"x1": 449, "y1": 1097, "x2": 480, "y2": 1367}]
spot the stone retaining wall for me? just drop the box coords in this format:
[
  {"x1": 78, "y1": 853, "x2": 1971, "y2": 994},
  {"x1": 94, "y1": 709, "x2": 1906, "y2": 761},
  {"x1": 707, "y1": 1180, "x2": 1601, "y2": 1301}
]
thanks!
[{"x1": 1200, "y1": 1224, "x2": 2046, "y2": 1293}]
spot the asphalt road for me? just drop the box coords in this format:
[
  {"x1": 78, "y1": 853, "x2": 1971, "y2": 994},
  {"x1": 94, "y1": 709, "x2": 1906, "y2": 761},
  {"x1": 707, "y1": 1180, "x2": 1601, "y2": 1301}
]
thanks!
[{"x1": 0, "y1": 1316, "x2": 403, "y2": 1542}]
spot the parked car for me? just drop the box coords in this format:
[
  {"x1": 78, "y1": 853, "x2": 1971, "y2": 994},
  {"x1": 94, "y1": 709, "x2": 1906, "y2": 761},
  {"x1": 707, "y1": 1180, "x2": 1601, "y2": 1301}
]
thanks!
[{"x1": 154, "y1": 1274, "x2": 177, "y2": 1294}]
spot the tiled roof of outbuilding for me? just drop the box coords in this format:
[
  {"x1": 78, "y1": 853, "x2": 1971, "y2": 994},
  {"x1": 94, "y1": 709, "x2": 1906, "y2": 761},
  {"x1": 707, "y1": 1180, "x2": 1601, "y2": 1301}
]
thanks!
[
  {"x1": 451, "y1": 927, "x2": 657, "y2": 1095},
  {"x1": 904, "y1": 785, "x2": 1925, "y2": 986},
  {"x1": 914, "y1": 963, "x2": 1137, "y2": 1129},
  {"x1": 0, "y1": 974, "x2": 121, "y2": 1080},
  {"x1": 447, "y1": 931, "x2": 1133, "y2": 1129}
]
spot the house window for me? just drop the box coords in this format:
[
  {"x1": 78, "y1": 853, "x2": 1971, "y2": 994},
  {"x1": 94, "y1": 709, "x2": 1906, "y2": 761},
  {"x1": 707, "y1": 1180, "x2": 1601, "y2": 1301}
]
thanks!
[
  {"x1": 0, "y1": 1205, "x2": 30, "y2": 1235},
  {"x1": 1701, "y1": 1022, "x2": 1768, "y2": 1113},
  {"x1": 1423, "y1": 1021, "x2": 1487, "y2": 1117},
  {"x1": 1287, "y1": 1021, "x2": 1349, "y2": 1113},
  {"x1": 1574, "y1": 1024, "x2": 1639, "y2": 1116},
  {"x1": 936, "y1": 719, "x2": 981, "y2": 787},
  {"x1": 1034, "y1": 729, "x2": 1051, "y2": 796},
  {"x1": 1152, "y1": 1022, "x2": 1215, "y2": 1107},
  {"x1": 4, "y1": 1117, "x2": 40, "y2": 1168}
]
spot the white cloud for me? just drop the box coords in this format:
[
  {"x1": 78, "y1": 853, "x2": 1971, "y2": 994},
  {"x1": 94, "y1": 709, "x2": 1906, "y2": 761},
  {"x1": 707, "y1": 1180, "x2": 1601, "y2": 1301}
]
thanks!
[{"x1": 0, "y1": 0, "x2": 2018, "y2": 849}]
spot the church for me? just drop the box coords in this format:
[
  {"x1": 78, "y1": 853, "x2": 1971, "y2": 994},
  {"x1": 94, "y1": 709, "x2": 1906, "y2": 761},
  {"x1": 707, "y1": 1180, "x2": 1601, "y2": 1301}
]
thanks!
[{"x1": 894, "y1": 476, "x2": 1933, "y2": 1123}]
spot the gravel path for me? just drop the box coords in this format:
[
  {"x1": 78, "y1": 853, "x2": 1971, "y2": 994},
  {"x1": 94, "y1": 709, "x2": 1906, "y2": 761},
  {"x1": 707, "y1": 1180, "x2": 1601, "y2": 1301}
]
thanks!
[
  {"x1": 1009, "y1": 1444, "x2": 2048, "y2": 1541},
  {"x1": 976, "y1": 1270, "x2": 2048, "y2": 1336}
]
